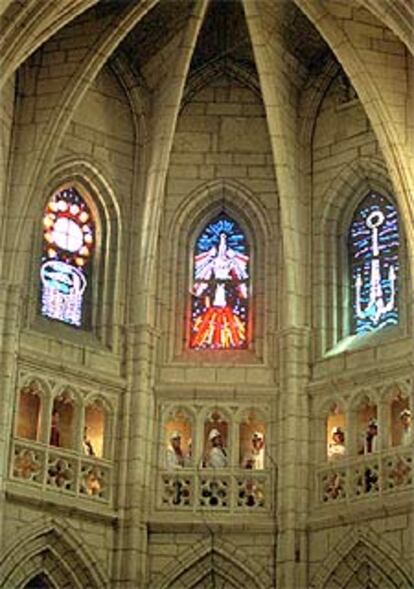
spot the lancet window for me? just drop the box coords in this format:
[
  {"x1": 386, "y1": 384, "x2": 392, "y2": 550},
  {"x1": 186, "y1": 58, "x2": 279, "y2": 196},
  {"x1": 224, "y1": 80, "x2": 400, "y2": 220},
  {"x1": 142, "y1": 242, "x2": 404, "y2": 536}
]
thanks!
[
  {"x1": 348, "y1": 192, "x2": 399, "y2": 335},
  {"x1": 40, "y1": 185, "x2": 95, "y2": 328},
  {"x1": 190, "y1": 214, "x2": 250, "y2": 350}
]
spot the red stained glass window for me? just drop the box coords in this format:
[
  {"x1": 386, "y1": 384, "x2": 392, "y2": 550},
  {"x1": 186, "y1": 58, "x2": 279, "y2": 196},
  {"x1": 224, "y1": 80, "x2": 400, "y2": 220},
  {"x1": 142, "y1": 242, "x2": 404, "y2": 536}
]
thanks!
[{"x1": 190, "y1": 215, "x2": 249, "y2": 350}]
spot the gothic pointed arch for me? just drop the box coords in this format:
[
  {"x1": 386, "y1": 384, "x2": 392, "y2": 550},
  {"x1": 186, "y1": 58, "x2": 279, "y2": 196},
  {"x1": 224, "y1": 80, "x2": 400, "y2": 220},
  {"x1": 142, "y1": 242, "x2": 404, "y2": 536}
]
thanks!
[
  {"x1": 161, "y1": 179, "x2": 274, "y2": 362},
  {"x1": 156, "y1": 537, "x2": 268, "y2": 589},
  {"x1": 183, "y1": 59, "x2": 261, "y2": 107},
  {"x1": 24, "y1": 572, "x2": 54, "y2": 589},
  {"x1": 28, "y1": 156, "x2": 122, "y2": 350},
  {"x1": 310, "y1": 526, "x2": 413, "y2": 589},
  {"x1": 0, "y1": 519, "x2": 109, "y2": 589},
  {"x1": 315, "y1": 156, "x2": 410, "y2": 356},
  {"x1": 348, "y1": 192, "x2": 399, "y2": 335}
]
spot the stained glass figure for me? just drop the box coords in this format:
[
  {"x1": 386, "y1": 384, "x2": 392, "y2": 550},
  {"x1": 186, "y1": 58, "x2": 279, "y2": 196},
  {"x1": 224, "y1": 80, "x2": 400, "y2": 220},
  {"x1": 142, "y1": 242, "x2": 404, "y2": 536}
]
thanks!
[
  {"x1": 349, "y1": 193, "x2": 399, "y2": 335},
  {"x1": 40, "y1": 186, "x2": 94, "y2": 327},
  {"x1": 190, "y1": 215, "x2": 249, "y2": 349}
]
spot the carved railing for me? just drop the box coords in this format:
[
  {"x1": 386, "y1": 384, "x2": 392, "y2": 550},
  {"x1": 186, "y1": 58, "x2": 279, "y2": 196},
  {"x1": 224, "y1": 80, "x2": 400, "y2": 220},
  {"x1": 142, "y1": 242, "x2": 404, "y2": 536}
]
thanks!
[
  {"x1": 317, "y1": 446, "x2": 412, "y2": 506},
  {"x1": 11, "y1": 438, "x2": 112, "y2": 502},
  {"x1": 158, "y1": 468, "x2": 271, "y2": 512}
]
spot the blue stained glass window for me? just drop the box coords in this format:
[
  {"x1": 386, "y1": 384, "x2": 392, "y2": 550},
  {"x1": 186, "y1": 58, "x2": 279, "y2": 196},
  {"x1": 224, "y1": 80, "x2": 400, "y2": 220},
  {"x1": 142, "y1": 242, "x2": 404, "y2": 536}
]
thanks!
[
  {"x1": 190, "y1": 215, "x2": 249, "y2": 349},
  {"x1": 349, "y1": 193, "x2": 399, "y2": 335},
  {"x1": 40, "y1": 186, "x2": 94, "y2": 327}
]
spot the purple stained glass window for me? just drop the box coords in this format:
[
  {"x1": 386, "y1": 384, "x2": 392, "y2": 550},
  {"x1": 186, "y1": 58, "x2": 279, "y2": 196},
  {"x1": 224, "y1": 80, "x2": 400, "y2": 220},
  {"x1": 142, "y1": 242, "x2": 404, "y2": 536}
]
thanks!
[
  {"x1": 190, "y1": 215, "x2": 250, "y2": 349},
  {"x1": 349, "y1": 192, "x2": 399, "y2": 335},
  {"x1": 40, "y1": 186, "x2": 94, "y2": 327}
]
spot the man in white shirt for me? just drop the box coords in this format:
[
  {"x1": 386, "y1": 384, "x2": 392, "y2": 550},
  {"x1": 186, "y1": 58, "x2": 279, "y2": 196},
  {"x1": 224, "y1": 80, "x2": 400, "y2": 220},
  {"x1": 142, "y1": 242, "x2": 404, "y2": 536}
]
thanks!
[{"x1": 205, "y1": 428, "x2": 228, "y2": 468}]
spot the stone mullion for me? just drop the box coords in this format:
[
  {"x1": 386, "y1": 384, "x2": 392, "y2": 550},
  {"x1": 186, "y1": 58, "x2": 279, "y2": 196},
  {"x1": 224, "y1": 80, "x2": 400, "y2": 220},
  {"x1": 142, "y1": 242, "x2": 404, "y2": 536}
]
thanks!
[
  {"x1": 276, "y1": 327, "x2": 311, "y2": 589},
  {"x1": 0, "y1": 281, "x2": 23, "y2": 548}
]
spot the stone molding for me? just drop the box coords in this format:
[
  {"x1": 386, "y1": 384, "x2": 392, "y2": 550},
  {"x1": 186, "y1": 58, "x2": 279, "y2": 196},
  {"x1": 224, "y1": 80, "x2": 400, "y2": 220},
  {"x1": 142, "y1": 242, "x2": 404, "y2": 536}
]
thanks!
[{"x1": 0, "y1": 517, "x2": 110, "y2": 589}]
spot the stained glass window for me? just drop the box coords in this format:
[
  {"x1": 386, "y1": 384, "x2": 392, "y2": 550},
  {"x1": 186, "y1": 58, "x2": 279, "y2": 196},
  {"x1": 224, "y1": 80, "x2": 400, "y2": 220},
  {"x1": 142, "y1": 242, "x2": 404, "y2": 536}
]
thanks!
[
  {"x1": 190, "y1": 215, "x2": 249, "y2": 349},
  {"x1": 349, "y1": 192, "x2": 399, "y2": 335},
  {"x1": 40, "y1": 186, "x2": 94, "y2": 327}
]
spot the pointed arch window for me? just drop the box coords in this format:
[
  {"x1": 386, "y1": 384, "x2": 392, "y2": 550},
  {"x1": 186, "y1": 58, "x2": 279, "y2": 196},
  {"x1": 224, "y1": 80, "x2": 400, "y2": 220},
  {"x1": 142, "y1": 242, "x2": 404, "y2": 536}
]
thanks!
[
  {"x1": 349, "y1": 192, "x2": 399, "y2": 335},
  {"x1": 40, "y1": 185, "x2": 95, "y2": 328},
  {"x1": 190, "y1": 214, "x2": 250, "y2": 350}
]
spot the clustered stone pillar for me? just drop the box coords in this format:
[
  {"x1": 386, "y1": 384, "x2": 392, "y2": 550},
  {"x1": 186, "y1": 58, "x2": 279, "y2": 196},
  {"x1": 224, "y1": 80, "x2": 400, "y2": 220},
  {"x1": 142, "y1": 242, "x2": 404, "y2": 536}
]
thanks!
[
  {"x1": 116, "y1": 323, "x2": 158, "y2": 588},
  {"x1": 0, "y1": 282, "x2": 22, "y2": 543},
  {"x1": 276, "y1": 327, "x2": 311, "y2": 589}
]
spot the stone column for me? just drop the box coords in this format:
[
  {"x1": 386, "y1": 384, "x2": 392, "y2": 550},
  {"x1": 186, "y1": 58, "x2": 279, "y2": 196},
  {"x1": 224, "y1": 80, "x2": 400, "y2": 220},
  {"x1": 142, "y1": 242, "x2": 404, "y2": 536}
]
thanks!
[
  {"x1": 114, "y1": 323, "x2": 158, "y2": 588},
  {"x1": 0, "y1": 281, "x2": 23, "y2": 546},
  {"x1": 276, "y1": 327, "x2": 311, "y2": 589}
]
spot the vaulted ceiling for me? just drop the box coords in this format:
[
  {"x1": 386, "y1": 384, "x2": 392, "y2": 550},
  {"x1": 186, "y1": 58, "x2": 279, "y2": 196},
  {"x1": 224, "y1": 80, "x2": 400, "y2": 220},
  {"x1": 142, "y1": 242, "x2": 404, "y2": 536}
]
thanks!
[{"x1": 2, "y1": 0, "x2": 412, "y2": 95}]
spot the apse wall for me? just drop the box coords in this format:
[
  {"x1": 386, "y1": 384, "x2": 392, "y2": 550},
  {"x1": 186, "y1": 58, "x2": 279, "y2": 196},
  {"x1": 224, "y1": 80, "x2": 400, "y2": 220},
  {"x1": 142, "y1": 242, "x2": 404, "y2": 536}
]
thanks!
[
  {"x1": 58, "y1": 66, "x2": 135, "y2": 198},
  {"x1": 1, "y1": 63, "x2": 135, "y2": 588},
  {"x1": 307, "y1": 73, "x2": 413, "y2": 586},
  {"x1": 311, "y1": 72, "x2": 412, "y2": 367},
  {"x1": 149, "y1": 76, "x2": 279, "y2": 588},
  {"x1": 158, "y1": 75, "x2": 279, "y2": 376}
]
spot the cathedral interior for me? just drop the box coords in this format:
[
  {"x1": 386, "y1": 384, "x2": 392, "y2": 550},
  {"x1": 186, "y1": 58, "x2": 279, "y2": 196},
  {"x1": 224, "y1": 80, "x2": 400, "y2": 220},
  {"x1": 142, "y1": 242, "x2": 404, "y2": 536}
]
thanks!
[{"x1": 0, "y1": 0, "x2": 413, "y2": 587}]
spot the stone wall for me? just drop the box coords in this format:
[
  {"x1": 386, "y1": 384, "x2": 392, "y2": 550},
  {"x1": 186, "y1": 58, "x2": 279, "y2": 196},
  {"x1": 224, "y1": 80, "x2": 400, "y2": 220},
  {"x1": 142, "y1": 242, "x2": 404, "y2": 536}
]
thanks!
[
  {"x1": 0, "y1": 2, "x2": 412, "y2": 588},
  {"x1": 0, "y1": 76, "x2": 15, "y2": 232}
]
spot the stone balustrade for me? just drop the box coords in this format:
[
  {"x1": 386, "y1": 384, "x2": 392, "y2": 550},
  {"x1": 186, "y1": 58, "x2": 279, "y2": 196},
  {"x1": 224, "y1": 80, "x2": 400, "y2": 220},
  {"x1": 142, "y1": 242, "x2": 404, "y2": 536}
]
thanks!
[
  {"x1": 317, "y1": 446, "x2": 412, "y2": 505},
  {"x1": 11, "y1": 438, "x2": 112, "y2": 502},
  {"x1": 158, "y1": 468, "x2": 272, "y2": 512}
]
